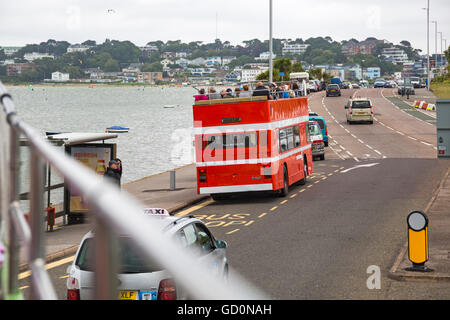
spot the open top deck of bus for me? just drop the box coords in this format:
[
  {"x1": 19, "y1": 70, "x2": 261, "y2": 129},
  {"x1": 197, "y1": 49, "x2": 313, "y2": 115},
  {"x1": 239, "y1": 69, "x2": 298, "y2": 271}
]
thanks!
[{"x1": 193, "y1": 96, "x2": 309, "y2": 129}]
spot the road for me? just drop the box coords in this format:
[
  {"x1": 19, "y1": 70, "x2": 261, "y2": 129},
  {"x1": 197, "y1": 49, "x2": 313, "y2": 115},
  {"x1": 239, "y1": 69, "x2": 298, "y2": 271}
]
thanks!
[{"x1": 18, "y1": 87, "x2": 450, "y2": 299}]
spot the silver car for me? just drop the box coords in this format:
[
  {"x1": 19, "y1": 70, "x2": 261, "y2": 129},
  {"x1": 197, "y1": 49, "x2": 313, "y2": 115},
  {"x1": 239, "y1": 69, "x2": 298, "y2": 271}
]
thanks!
[{"x1": 66, "y1": 211, "x2": 228, "y2": 300}]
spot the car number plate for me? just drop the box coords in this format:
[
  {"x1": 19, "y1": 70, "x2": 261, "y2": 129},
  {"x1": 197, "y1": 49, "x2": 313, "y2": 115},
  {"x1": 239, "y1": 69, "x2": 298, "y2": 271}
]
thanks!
[
  {"x1": 119, "y1": 290, "x2": 138, "y2": 300},
  {"x1": 357, "y1": 112, "x2": 366, "y2": 115}
]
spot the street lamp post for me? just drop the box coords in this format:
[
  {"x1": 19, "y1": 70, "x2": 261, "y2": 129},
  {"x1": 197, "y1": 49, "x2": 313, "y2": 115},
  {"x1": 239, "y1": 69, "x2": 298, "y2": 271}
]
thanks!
[
  {"x1": 269, "y1": 0, "x2": 273, "y2": 84},
  {"x1": 427, "y1": 1, "x2": 430, "y2": 90},
  {"x1": 431, "y1": 21, "x2": 437, "y2": 58}
]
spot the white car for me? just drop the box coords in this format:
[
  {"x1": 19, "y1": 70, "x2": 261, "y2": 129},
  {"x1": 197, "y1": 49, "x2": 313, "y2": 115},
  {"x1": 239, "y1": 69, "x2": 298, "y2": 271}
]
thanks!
[
  {"x1": 308, "y1": 80, "x2": 318, "y2": 92},
  {"x1": 66, "y1": 209, "x2": 229, "y2": 300},
  {"x1": 345, "y1": 98, "x2": 374, "y2": 124}
]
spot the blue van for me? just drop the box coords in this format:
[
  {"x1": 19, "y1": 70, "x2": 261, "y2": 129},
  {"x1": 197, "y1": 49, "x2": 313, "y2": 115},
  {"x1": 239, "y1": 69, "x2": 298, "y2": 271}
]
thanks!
[{"x1": 309, "y1": 113, "x2": 328, "y2": 147}]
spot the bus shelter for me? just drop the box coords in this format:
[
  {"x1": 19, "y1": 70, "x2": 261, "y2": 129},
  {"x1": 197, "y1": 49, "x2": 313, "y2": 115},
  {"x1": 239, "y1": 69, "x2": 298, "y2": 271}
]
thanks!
[{"x1": 46, "y1": 132, "x2": 118, "y2": 224}]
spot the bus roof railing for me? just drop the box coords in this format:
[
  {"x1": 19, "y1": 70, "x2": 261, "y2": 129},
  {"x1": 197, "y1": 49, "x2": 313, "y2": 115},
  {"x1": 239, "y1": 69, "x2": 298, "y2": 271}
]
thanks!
[{"x1": 0, "y1": 81, "x2": 268, "y2": 300}]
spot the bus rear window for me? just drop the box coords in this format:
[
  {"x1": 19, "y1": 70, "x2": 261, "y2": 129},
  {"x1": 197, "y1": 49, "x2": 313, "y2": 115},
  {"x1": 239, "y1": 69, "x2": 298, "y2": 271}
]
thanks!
[{"x1": 206, "y1": 132, "x2": 258, "y2": 149}]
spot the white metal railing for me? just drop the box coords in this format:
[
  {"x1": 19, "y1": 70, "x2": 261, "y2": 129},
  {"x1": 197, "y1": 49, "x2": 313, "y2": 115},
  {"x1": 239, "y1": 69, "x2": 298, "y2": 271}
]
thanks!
[{"x1": 0, "y1": 81, "x2": 267, "y2": 300}]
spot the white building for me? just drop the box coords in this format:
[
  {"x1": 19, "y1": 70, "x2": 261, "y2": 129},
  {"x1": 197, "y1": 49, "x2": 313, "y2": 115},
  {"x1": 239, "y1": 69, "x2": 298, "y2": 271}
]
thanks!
[
  {"x1": 381, "y1": 47, "x2": 409, "y2": 65},
  {"x1": 362, "y1": 67, "x2": 381, "y2": 79},
  {"x1": 176, "y1": 52, "x2": 188, "y2": 58},
  {"x1": 255, "y1": 51, "x2": 276, "y2": 61},
  {"x1": 67, "y1": 44, "x2": 91, "y2": 53},
  {"x1": 282, "y1": 44, "x2": 310, "y2": 56},
  {"x1": 51, "y1": 71, "x2": 70, "y2": 81},
  {"x1": 1, "y1": 46, "x2": 22, "y2": 56},
  {"x1": 189, "y1": 57, "x2": 206, "y2": 66},
  {"x1": 24, "y1": 52, "x2": 54, "y2": 62},
  {"x1": 241, "y1": 67, "x2": 269, "y2": 82},
  {"x1": 222, "y1": 56, "x2": 237, "y2": 65}
]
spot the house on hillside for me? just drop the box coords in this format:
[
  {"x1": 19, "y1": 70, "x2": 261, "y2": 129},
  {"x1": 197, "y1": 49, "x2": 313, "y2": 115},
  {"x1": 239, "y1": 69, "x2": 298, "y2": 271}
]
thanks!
[{"x1": 51, "y1": 71, "x2": 70, "y2": 81}]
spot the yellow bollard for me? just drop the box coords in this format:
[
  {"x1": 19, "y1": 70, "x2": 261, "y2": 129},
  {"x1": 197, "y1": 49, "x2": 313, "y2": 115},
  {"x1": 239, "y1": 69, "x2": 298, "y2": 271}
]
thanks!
[{"x1": 405, "y1": 211, "x2": 433, "y2": 272}]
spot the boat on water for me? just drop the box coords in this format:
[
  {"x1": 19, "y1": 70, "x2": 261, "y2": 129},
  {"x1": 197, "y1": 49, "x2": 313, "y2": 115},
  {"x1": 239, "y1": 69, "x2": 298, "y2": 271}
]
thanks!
[{"x1": 105, "y1": 126, "x2": 129, "y2": 133}]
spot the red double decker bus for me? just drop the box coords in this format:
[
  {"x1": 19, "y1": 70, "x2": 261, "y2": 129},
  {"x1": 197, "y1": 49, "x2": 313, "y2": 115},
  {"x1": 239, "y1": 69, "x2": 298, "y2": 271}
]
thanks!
[{"x1": 193, "y1": 95, "x2": 313, "y2": 200}]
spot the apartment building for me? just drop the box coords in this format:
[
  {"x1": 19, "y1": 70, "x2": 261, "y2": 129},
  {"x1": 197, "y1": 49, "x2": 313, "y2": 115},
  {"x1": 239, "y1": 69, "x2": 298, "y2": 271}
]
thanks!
[{"x1": 282, "y1": 43, "x2": 310, "y2": 56}]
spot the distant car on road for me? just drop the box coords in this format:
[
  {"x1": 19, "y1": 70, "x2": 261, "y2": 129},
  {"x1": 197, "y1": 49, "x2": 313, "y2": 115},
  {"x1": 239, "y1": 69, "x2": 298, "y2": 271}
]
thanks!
[
  {"x1": 341, "y1": 82, "x2": 350, "y2": 89},
  {"x1": 350, "y1": 83, "x2": 360, "y2": 89},
  {"x1": 410, "y1": 77, "x2": 421, "y2": 88},
  {"x1": 359, "y1": 80, "x2": 369, "y2": 88},
  {"x1": 345, "y1": 97, "x2": 374, "y2": 124},
  {"x1": 307, "y1": 121, "x2": 325, "y2": 161},
  {"x1": 308, "y1": 80, "x2": 319, "y2": 92},
  {"x1": 373, "y1": 78, "x2": 386, "y2": 88},
  {"x1": 384, "y1": 80, "x2": 397, "y2": 88},
  {"x1": 326, "y1": 84, "x2": 341, "y2": 97},
  {"x1": 66, "y1": 210, "x2": 229, "y2": 300},
  {"x1": 397, "y1": 84, "x2": 415, "y2": 95}
]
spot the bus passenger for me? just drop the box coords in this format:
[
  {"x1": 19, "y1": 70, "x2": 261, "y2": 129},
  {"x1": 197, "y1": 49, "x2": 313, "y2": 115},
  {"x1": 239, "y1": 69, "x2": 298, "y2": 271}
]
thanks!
[
  {"x1": 234, "y1": 87, "x2": 241, "y2": 97},
  {"x1": 253, "y1": 81, "x2": 270, "y2": 99},
  {"x1": 194, "y1": 88, "x2": 209, "y2": 101},
  {"x1": 208, "y1": 87, "x2": 221, "y2": 100},
  {"x1": 292, "y1": 82, "x2": 302, "y2": 97},
  {"x1": 221, "y1": 88, "x2": 234, "y2": 99},
  {"x1": 239, "y1": 84, "x2": 252, "y2": 97}
]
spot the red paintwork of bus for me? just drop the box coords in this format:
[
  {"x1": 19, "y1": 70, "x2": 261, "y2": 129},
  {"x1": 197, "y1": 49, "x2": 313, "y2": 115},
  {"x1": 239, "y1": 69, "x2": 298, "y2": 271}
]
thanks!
[{"x1": 193, "y1": 97, "x2": 313, "y2": 195}]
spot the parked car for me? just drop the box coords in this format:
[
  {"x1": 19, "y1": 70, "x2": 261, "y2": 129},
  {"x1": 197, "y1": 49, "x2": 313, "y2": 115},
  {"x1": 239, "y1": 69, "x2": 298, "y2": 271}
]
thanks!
[
  {"x1": 345, "y1": 98, "x2": 374, "y2": 124},
  {"x1": 307, "y1": 121, "x2": 325, "y2": 161},
  {"x1": 309, "y1": 114, "x2": 328, "y2": 147},
  {"x1": 66, "y1": 210, "x2": 229, "y2": 300},
  {"x1": 326, "y1": 84, "x2": 341, "y2": 97}
]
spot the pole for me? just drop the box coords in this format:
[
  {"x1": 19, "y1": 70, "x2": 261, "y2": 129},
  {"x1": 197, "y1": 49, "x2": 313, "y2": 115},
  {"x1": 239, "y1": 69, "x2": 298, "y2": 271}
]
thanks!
[
  {"x1": 269, "y1": 0, "x2": 273, "y2": 84},
  {"x1": 432, "y1": 21, "x2": 437, "y2": 58},
  {"x1": 426, "y1": 0, "x2": 430, "y2": 91},
  {"x1": 438, "y1": 31, "x2": 443, "y2": 67}
]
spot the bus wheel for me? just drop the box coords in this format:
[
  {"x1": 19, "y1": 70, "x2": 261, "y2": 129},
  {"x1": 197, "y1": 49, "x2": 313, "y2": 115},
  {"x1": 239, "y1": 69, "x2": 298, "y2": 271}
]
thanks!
[
  {"x1": 298, "y1": 160, "x2": 308, "y2": 185},
  {"x1": 280, "y1": 166, "x2": 289, "y2": 197}
]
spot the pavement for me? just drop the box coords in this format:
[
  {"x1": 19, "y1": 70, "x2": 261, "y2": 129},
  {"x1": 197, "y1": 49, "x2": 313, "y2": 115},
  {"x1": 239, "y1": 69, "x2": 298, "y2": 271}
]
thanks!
[
  {"x1": 19, "y1": 157, "x2": 450, "y2": 284},
  {"x1": 388, "y1": 164, "x2": 450, "y2": 281},
  {"x1": 18, "y1": 163, "x2": 208, "y2": 271}
]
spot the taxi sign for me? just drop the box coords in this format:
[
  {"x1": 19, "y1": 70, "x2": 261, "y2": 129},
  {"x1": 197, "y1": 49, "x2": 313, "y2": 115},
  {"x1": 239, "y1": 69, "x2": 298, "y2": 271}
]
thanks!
[{"x1": 143, "y1": 208, "x2": 170, "y2": 216}]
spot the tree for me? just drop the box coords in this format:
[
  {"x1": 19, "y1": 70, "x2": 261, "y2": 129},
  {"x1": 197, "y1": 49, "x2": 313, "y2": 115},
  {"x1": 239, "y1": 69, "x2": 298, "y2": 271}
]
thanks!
[
  {"x1": 103, "y1": 58, "x2": 120, "y2": 72},
  {"x1": 82, "y1": 40, "x2": 97, "y2": 46},
  {"x1": 256, "y1": 68, "x2": 280, "y2": 82},
  {"x1": 292, "y1": 62, "x2": 305, "y2": 72},
  {"x1": 273, "y1": 58, "x2": 292, "y2": 75},
  {"x1": 0, "y1": 49, "x2": 6, "y2": 61}
]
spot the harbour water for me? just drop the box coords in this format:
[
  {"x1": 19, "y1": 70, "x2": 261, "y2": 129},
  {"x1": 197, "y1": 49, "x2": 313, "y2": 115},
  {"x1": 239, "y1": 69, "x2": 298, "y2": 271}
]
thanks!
[{"x1": 7, "y1": 85, "x2": 198, "y2": 205}]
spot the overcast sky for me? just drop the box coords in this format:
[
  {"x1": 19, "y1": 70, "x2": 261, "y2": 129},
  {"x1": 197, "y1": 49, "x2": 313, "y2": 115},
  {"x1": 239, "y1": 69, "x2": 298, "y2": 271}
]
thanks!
[{"x1": 1, "y1": 0, "x2": 449, "y2": 54}]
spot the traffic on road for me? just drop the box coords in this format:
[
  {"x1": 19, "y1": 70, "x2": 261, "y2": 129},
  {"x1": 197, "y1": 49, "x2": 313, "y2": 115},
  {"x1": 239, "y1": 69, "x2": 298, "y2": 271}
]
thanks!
[{"x1": 15, "y1": 82, "x2": 447, "y2": 300}]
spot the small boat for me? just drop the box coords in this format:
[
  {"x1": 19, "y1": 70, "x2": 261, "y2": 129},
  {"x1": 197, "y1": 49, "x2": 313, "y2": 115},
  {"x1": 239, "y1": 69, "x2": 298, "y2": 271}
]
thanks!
[{"x1": 105, "y1": 126, "x2": 129, "y2": 133}]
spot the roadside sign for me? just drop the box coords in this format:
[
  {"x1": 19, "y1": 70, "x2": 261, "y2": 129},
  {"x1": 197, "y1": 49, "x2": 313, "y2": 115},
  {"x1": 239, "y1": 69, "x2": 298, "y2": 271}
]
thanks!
[{"x1": 143, "y1": 208, "x2": 169, "y2": 216}]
